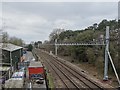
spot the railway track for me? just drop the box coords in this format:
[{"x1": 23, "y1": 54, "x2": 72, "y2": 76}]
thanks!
[
  {"x1": 35, "y1": 49, "x2": 67, "y2": 88},
  {"x1": 45, "y1": 56, "x2": 79, "y2": 89},
  {"x1": 36, "y1": 50, "x2": 78, "y2": 89},
  {"x1": 34, "y1": 49, "x2": 106, "y2": 89},
  {"x1": 47, "y1": 53, "x2": 104, "y2": 88}
]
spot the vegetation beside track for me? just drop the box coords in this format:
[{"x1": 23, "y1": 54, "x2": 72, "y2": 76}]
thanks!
[{"x1": 47, "y1": 72, "x2": 55, "y2": 89}]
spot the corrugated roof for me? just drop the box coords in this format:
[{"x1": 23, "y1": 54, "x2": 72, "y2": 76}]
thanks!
[
  {"x1": 0, "y1": 43, "x2": 23, "y2": 52},
  {"x1": 29, "y1": 61, "x2": 43, "y2": 67}
]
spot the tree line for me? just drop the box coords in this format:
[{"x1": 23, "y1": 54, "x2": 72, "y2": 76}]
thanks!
[
  {"x1": 44, "y1": 19, "x2": 119, "y2": 75},
  {"x1": 2, "y1": 32, "x2": 25, "y2": 46}
]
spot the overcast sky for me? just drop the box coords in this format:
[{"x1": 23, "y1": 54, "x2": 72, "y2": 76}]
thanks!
[{"x1": 1, "y1": 2, "x2": 118, "y2": 44}]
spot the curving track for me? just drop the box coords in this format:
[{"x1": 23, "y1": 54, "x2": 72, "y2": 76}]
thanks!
[{"x1": 34, "y1": 49, "x2": 106, "y2": 90}]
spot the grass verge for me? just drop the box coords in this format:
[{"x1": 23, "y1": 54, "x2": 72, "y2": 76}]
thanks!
[{"x1": 47, "y1": 72, "x2": 54, "y2": 89}]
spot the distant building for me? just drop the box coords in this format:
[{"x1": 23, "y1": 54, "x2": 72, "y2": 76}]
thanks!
[{"x1": 93, "y1": 23, "x2": 98, "y2": 30}]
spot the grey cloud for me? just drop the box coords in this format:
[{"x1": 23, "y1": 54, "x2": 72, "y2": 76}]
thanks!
[
  {"x1": 118, "y1": 1, "x2": 120, "y2": 19},
  {"x1": 3, "y1": 2, "x2": 117, "y2": 19},
  {"x1": 2, "y1": 2, "x2": 118, "y2": 43}
]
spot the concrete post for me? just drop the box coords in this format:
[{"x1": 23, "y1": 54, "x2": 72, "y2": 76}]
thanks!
[
  {"x1": 103, "y1": 26, "x2": 109, "y2": 80},
  {"x1": 55, "y1": 39, "x2": 58, "y2": 55}
]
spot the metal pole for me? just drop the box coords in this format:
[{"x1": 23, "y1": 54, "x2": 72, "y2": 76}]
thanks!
[
  {"x1": 10, "y1": 51, "x2": 13, "y2": 72},
  {"x1": 9, "y1": 70, "x2": 10, "y2": 79},
  {"x1": 55, "y1": 39, "x2": 58, "y2": 55},
  {"x1": 103, "y1": 26, "x2": 109, "y2": 80},
  {"x1": 20, "y1": 49, "x2": 21, "y2": 62}
]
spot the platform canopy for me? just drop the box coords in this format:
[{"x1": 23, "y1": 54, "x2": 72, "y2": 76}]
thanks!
[{"x1": 0, "y1": 43, "x2": 23, "y2": 52}]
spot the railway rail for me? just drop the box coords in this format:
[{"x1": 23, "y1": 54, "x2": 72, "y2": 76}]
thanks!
[
  {"x1": 47, "y1": 53, "x2": 104, "y2": 89},
  {"x1": 43, "y1": 56, "x2": 68, "y2": 88},
  {"x1": 34, "y1": 49, "x2": 109, "y2": 89},
  {"x1": 34, "y1": 49, "x2": 67, "y2": 88},
  {"x1": 40, "y1": 56, "x2": 79, "y2": 88},
  {"x1": 45, "y1": 56, "x2": 78, "y2": 89}
]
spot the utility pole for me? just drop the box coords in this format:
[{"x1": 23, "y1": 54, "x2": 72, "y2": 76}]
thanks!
[
  {"x1": 55, "y1": 39, "x2": 58, "y2": 55},
  {"x1": 103, "y1": 26, "x2": 110, "y2": 80}
]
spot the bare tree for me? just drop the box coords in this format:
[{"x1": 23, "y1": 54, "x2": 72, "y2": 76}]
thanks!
[
  {"x1": 2, "y1": 32, "x2": 9, "y2": 43},
  {"x1": 49, "y1": 28, "x2": 64, "y2": 42},
  {"x1": 9, "y1": 36, "x2": 24, "y2": 46}
]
